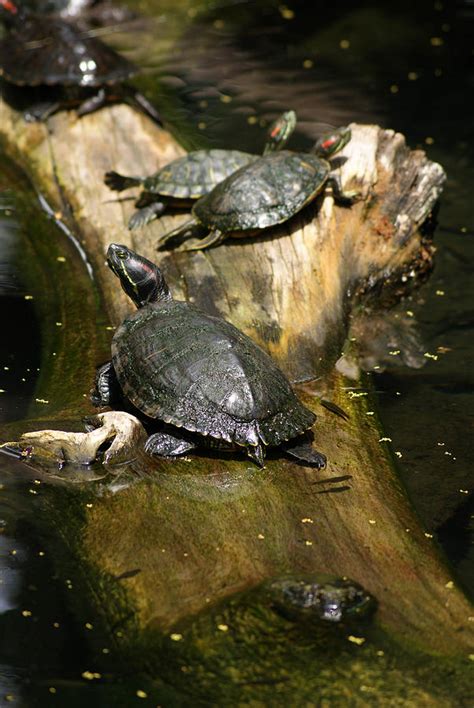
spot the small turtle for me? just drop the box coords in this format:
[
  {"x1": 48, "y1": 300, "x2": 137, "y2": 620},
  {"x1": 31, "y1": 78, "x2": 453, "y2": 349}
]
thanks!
[
  {"x1": 157, "y1": 126, "x2": 361, "y2": 250},
  {"x1": 0, "y1": 0, "x2": 160, "y2": 122},
  {"x1": 104, "y1": 109, "x2": 296, "y2": 230},
  {"x1": 92, "y1": 243, "x2": 327, "y2": 469}
]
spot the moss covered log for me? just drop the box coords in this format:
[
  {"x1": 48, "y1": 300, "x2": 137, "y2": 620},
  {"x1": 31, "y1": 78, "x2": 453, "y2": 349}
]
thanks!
[{"x1": 1, "y1": 98, "x2": 473, "y2": 702}]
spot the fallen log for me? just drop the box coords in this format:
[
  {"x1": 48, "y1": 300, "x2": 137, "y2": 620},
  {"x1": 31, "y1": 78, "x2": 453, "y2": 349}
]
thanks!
[{"x1": 1, "y1": 99, "x2": 473, "y2": 700}]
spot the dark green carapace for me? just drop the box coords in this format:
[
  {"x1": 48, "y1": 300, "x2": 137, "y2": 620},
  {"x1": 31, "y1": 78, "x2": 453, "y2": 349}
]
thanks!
[
  {"x1": 92, "y1": 244, "x2": 326, "y2": 468},
  {"x1": 104, "y1": 110, "x2": 297, "y2": 229},
  {"x1": 159, "y1": 125, "x2": 361, "y2": 250}
]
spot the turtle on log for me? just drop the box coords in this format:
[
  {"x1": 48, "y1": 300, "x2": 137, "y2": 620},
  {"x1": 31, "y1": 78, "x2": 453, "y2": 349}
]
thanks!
[{"x1": 91, "y1": 244, "x2": 327, "y2": 469}]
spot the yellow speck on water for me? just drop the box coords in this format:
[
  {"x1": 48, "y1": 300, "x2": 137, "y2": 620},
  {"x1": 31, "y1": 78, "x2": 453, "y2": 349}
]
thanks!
[
  {"x1": 105, "y1": 326, "x2": 115, "y2": 331},
  {"x1": 445, "y1": 581, "x2": 454, "y2": 589},
  {"x1": 56, "y1": 256, "x2": 66, "y2": 262},
  {"x1": 10, "y1": 550, "x2": 17, "y2": 556},
  {"x1": 435, "y1": 289, "x2": 444, "y2": 295},
  {"x1": 213, "y1": 19, "x2": 224, "y2": 29},
  {"x1": 368, "y1": 519, "x2": 376, "y2": 525},
  {"x1": 102, "y1": 648, "x2": 110, "y2": 654},
  {"x1": 305, "y1": 540, "x2": 313, "y2": 546},
  {"x1": 424, "y1": 352, "x2": 438, "y2": 360},
  {"x1": 408, "y1": 71, "x2": 418, "y2": 80},
  {"x1": 425, "y1": 137, "x2": 435, "y2": 145},
  {"x1": 366, "y1": 411, "x2": 374, "y2": 416},
  {"x1": 86, "y1": 503, "x2": 93, "y2": 508},
  {"x1": 424, "y1": 533, "x2": 434, "y2": 538},
  {"x1": 53, "y1": 622, "x2": 60, "y2": 628},
  {"x1": 376, "y1": 650, "x2": 385, "y2": 656},
  {"x1": 82, "y1": 671, "x2": 101, "y2": 680},
  {"x1": 389, "y1": 350, "x2": 401, "y2": 356},
  {"x1": 220, "y1": 94, "x2": 232, "y2": 104},
  {"x1": 198, "y1": 122, "x2": 207, "y2": 130},
  {"x1": 430, "y1": 36, "x2": 444, "y2": 46},
  {"x1": 55, "y1": 322, "x2": 62, "y2": 327},
  {"x1": 339, "y1": 39, "x2": 350, "y2": 49},
  {"x1": 301, "y1": 518, "x2": 314, "y2": 524},
  {"x1": 459, "y1": 489, "x2": 469, "y2": 494},
  {"x1": 22, "y1": 610, "x2": 32, "y2": 617},
  {"x1": 390, "y1": 84, "x2": 399, "y2": 94},
  {"x1": 49, "y1": 687, "x2": 57, "y2": 694},
  {"x1": 395, "y1": 451, "x2": 403, "y2": 458},
  {"x1": 29, "y1": 489, "x2": 38, "y2": 495},
  {"x1": 379, "y1": 437, "x2": 392, "y2": 442},
  {"x1": 199, "y1": 100, "x2": 208, "y2": 108},
  {"x1": 5, "y1": 696, "x2": 14, "y2": 703},
  {"x1": 34, "y1": 479, "x2": 41, "y2": 485},
  {"x1": 35, "y1": 398, "x2": 49, "y2": 404},
  {"x1": 54, "y1": 211, "x2": 63, "y2": 220},
  {"x1": 279, "y1": 5, "x2": 295, "y2": 19},
  {"x1": 38, "y1": 551, "x2": 45, "y2": 556},
  {"x1": 257, "y1": 533, "x2": 265, "y2": 539},
  {"x1": 24, "y1": 295, "x2": 33, "y2": 300},
  {"x1": 85, "y1": 623, "x2": 93, "y2": 630},
  {"x1": 136, "y1": 690, "x2": 148, "y2": 698},
  {"x1": 347, "y1": 635, "x2": 366, "y2": 645},
  {"x1": 247, "y1": 115, "x2": 258, "y2": 125},
  {"x1": 0, "y1": 390, "x2": 5, "y2": 394},
  {"x1": 217, "y1": 624, "x2": 229, "y2": 632},
  {"x1": 469, "y1": 654, "x2": 474, "y2": 661},
  {"x1": 406, "y1": 310, "x2": 414, "y2": 317},
  {"x1": 170, "y1": 633, "x2": 183, "y2": 641},
  {"x1": 303, "y1": 59, "x2": 314, "y2": 69}
]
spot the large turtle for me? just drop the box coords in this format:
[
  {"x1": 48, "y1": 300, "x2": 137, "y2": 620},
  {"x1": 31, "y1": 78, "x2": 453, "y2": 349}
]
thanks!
[
  {"x1": 92, "y1": 243, "x2": 327, "y2": 469},
  {"x1": 157, "y1": 126, "x2": 361, "y2": 250},
  {"x1": 0, "y1": 0, "x2": 160, "y2": 122},
  {"x1": 104, "y1": 110, "x2": 296, "y2": 230}
]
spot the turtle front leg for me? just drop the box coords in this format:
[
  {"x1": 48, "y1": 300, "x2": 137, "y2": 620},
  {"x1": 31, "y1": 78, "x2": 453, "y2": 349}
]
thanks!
[
  {"x1": 90, "y1": 361, "x2": 123, "y2": 408},
  {"x1": 157, "y1": 218, "x2": 207, "y2": 249},
  {"x1": 180, "y1": 229, "x2": 225, "y2": 251},
  {"x1": 281, "y1": 437, "x2": 327, "y2": 469},
  {"x1": 144, "y1": 430, "x2": 197, "y2": 458},
  {"x1": 326, "y1": 175, "x2": 361, "y2": 204},
  {"x1": 24, "y1": 101, "x2": 62, "y2": 122},
  {"x1": 129, "y1": 202, "x2": 166, "y2": 230}
]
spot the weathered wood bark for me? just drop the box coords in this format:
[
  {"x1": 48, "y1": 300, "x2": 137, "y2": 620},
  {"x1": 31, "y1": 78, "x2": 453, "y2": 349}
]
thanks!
[{"x1": 1, "y1": 98, "x2": 473, "y2": 674}]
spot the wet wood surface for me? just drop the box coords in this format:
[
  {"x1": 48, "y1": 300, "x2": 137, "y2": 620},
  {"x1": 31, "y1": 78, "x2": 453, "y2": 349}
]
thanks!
[{"x1": 1, "y1": 100, "x2": 472, "y2": 659}]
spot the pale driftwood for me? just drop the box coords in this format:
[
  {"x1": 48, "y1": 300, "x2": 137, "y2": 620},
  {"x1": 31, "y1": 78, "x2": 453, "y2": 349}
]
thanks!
[{"x1": 1, "y1": 99, "x2": 473, "y2": 665}]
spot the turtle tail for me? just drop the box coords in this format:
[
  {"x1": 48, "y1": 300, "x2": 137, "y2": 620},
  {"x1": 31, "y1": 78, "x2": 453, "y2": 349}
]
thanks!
[{"x1": 104, "y1": 171, "x2": 143, "y2": 192}]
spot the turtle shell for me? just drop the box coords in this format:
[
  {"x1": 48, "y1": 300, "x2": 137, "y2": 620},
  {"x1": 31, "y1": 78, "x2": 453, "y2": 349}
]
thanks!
[
  {"x1": 141, "y1": 149, "x2": 258, "y2": 200},
  {"x1": 111, "y1": 300, "x2": 315, "y2": 448},
  {"x1": 0, "y1": 16, "x2": 136, "y2": 87},
  {"x1": 193, "y1": 150, "x2": 329, "y2": 232}
]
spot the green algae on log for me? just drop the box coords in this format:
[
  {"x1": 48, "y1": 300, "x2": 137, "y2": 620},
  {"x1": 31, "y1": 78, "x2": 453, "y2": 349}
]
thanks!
[{"x1": 0, "y1": 98, "x2": 473, "y2": 688}]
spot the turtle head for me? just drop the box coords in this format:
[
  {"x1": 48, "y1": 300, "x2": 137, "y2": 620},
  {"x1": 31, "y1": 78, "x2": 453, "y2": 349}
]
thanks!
[
  {"x1": 263, "y1": 110, "x2": 297, "y2": 154},
  {"x1": 313, "y1": 126, "x2": 351, "y2": 158},
  {"x1": 0, "y1": 0, "x2": 20, "y2": 23},
  {"x1": 106, "y1": 244, "x2": 171, "y2": 308}
]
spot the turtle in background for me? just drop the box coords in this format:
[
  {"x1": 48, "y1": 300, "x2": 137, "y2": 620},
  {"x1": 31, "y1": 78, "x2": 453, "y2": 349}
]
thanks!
[
  {"x1": 104, "y1": 109, "x2": 297, "y2": 230},
  {"x1": 157, "y1": 125, "x2": 361, "y2": 250},
  {"x1": 91, "y1": 243, "x2": 327, "y2": 469},
  {"x1": 0, "y1": 0, "x2": 161, "y2": 122}
]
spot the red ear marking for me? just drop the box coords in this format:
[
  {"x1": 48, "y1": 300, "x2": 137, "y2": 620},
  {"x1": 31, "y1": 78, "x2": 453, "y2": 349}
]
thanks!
[
  {"x1": 1, "y1": 0, "x2": 18, "y2": 14},
  {"x1": 270, "y1": 125, "x2": 282, "y2": 138},
  {"x1": 321, "y1": 137, "x2": 337, "y2": 150}
]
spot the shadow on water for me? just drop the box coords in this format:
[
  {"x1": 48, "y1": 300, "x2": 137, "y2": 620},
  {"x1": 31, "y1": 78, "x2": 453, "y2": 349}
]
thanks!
[{"x1": 0, "y1": 0, "x2": 473, "y2": 703}]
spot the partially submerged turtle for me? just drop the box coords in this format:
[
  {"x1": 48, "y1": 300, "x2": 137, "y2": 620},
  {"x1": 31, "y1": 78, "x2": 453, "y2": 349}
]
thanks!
[
  {"x1": 104, "y1": 109, "x2": 296, "y2": 230},
  {"x1": 92, "y1": 243, "x2": 327, "y2": 469},
  {"x1": 0, "y1": 0, "x2": 160, "y2": 121},
  {"x1": 158, "y1": 126, "x2": 361, "y2": 250}
]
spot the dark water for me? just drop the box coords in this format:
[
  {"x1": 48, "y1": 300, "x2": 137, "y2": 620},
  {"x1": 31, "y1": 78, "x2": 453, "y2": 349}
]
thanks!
[{"x1": 1, "y1": 0, "x2": 473, "y2": 702}]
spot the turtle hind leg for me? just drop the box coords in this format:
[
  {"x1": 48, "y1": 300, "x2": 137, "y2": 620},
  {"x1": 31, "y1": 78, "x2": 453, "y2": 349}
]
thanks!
[
  {"x1": 144, "y1": 431, "x2": 197, "y2": 458},
  {"x1": 129, "y1": 202, "x2": 166, "y2": 230},
  {"x1": 326, "y1": 175, "x2": 361, "y2": 204},
  {"x1": 282, "y1": 439, "x2": 327, "y2": 469},
  {"x1": 104, "y1": 171, "x2": 143, "y2": 192},
  {"x1": 24, "y1": 100, "x2": 62, "y2": 122}
]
